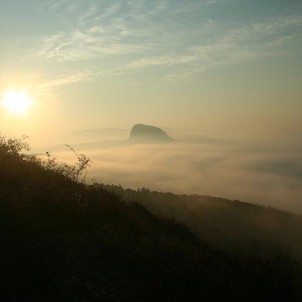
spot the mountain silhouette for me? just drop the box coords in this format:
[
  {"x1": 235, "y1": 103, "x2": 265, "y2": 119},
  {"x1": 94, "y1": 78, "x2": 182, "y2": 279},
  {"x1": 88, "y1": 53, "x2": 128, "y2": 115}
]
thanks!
[{"x1": 129, "y1": 124, "x2": 172, "y2": 142}]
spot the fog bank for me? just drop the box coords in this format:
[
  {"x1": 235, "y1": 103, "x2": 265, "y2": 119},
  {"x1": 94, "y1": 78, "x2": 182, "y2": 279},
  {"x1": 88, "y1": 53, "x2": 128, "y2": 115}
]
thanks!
[{"x1": 52, "y1": 135, "x2": 302, "y2": 213}]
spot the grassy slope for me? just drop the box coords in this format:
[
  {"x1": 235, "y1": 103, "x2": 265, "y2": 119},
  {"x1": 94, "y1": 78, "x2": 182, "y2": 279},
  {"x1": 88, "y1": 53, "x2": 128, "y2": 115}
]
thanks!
[{"x1": 0, "y1": 137, "x2": 302, "y2": 301}]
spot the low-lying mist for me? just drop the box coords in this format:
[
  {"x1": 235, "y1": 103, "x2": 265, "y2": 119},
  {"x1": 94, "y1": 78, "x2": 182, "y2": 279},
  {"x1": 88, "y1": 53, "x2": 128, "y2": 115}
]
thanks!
[{"x1": 48, "y1": 131, "x2": 302, "y2": 213}]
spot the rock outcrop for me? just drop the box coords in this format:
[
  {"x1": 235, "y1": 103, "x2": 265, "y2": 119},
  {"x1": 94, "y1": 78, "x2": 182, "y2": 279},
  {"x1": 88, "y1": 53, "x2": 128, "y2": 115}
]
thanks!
[{"x1": 129, "y1": 124, "x2": 172, "y2": 142}]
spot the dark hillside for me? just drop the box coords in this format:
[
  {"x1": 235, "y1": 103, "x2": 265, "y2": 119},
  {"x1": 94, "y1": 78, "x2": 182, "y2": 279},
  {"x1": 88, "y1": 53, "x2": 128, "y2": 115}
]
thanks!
[
  {"x1": 0, "y1": 135, "x2": 302, "y2": 301},
  {"x1": 101, "y1": 185, "x2": 302, "y2": 259}
]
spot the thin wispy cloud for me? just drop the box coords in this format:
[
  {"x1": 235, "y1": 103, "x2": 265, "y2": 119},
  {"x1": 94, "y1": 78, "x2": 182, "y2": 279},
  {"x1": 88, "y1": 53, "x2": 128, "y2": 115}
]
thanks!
[
  {"x1": 78, "y1": 5, "x2": 99, "y2": 24},
  {"x1": 165, "y1": 13, "x2": 302, "y2": 78},
  {"x1": 35, "y1": 70, "x2": 95, "y2": 96},
  {"x1": 35, "y1": 1, "x2": 212, "y2": 62},
  {"x1": 33, "y1": 1, "x2": 302, "y2": 86},
  {"x1": 109, "y1": 13, "x2": 302, "y2": 78},
  {"x1": 38, "y1": 28, "x2": 146, "y2": 61}
]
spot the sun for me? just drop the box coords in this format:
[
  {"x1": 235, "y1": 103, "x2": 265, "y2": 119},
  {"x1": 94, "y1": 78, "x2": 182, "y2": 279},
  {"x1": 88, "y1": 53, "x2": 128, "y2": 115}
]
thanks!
[{"x1": 1, "y1": 90, "x2": 33, "y2": 116}]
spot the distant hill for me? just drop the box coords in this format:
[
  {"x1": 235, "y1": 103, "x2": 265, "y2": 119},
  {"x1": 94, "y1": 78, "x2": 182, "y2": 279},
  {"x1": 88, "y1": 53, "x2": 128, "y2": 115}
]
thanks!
[
  {"x1": 50, "y1": 124, "x2": 172, "y2": 151},
  {"x1": 101, "y1": 184, "x2": 302, "y2": 260},
  {"x1": 62, "y1": 128, "x2": 129, "y2": 144},
  {"x1": 129, "y1": 124, "x2": 173, "y2": 142}
]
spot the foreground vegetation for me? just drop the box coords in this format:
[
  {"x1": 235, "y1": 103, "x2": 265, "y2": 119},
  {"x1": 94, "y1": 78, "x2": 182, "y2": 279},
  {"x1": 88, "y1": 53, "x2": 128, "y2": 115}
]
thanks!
[
  {"x1": 0, "y1": 135, "x2": 302, "y2": 301},
  {"x1": 101, "y1": 185, "x2": 302, "y2": 260}
]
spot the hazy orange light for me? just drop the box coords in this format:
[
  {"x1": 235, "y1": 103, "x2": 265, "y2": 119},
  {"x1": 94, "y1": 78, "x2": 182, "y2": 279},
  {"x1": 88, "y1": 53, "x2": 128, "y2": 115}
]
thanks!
[{"x1": 1, "y1": 90, "x2": 33, "y2": 116}]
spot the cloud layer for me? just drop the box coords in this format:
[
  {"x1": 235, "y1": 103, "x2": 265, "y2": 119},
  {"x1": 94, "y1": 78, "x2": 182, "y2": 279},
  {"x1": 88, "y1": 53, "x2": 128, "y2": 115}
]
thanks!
[
  {"x1": 55, "y1": 136, "x2": 302, "y2": 213},
  {"x1": 33, "y1": 0, "x2": 302, "y2": 89}
]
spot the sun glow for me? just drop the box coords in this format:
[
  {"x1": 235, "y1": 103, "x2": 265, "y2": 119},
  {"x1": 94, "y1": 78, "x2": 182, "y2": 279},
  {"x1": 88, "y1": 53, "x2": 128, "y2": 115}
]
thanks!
[{"x1": 1, "y1": 90, "x2": 33, "y2": 116}]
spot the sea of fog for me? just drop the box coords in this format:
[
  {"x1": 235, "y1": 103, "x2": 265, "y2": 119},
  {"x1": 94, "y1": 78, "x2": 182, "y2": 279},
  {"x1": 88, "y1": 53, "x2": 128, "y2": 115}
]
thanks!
[{"x1": 40, "y1": 129, "x2": 302, "y2": 213}]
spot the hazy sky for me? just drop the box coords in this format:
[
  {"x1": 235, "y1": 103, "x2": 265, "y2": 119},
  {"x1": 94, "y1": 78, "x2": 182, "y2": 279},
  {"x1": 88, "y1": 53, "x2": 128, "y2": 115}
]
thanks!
[{"x1": 0, "y1": 0, "x2": 302, "y2": 146}]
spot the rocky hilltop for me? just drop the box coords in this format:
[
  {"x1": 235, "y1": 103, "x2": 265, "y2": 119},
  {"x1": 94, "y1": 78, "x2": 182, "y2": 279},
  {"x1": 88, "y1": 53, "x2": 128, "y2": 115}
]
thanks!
[{"x1": 129, "y1": 124, "x2": 172, "y2": 142}]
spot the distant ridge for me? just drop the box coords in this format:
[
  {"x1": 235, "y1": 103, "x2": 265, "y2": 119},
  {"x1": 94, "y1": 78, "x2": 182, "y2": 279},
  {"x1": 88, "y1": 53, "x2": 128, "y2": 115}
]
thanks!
[
  {"x1": 62, "y1": 128, "x2": 129, "y2": 144},
  {"x1": 129, "y1": 124, "x2": 173, "y2": 142}
]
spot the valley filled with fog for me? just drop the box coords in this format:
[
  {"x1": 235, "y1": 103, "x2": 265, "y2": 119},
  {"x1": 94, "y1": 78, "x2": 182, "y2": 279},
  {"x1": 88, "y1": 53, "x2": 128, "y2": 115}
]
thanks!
[{"x1": 44, "y1": 126, "x2": 302, "y2": 213}]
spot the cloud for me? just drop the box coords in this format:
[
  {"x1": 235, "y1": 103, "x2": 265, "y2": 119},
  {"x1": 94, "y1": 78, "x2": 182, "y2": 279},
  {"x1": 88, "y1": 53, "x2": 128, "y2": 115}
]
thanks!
[
  {"x1": 36, "y1": 70, "x2": 94, "y2": 94},
  {"x1": 110, "y1": 54, "x2": 196, "y2": 74},
  {"x1": 247, "y1": 157, "x2": 302, "y2": 180},
  {"x1": 38, "y1": 28, "x2": 146, "y2": 61},
  {"x1": 206, "y1": 0, "x2": 218, "y2": 6},
  {"x1": 174, "y1": 13, "x2": 302, "y2": 77},
  {"x1": 34, "y1": 2, "x2": 302, "y2": 83},
  {"x1": 35, "y1": 1, "x2": 206, "y2": 62},
  {"x1": 78, "y1": 5, "x2": 99, "y2": 24},
  {"x1": 52, "y1": 135, "x2": 302, "y2": 213},
  {"x1": 87, "y1": 142, "x2": 302, "y2": 213},
  {"x1": 106, "y1": 13, "x2": 302, "y2": 78}
]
